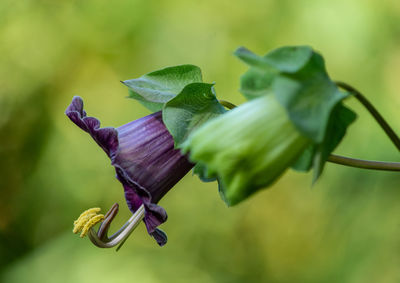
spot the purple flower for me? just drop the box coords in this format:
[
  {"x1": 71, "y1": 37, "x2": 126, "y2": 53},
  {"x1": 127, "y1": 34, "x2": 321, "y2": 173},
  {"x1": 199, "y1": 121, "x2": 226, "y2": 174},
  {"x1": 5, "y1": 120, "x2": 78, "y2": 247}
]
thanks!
[{"x1": 66, "y1": 96, "x2": 194, "y2": 246}]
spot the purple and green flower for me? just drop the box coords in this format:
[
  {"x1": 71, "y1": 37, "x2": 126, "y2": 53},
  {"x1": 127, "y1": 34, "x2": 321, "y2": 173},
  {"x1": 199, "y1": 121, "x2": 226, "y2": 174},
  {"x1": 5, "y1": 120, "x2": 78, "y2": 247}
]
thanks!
[{"x1": 67, "y1": 46, "x2": 359, "y2": 249}]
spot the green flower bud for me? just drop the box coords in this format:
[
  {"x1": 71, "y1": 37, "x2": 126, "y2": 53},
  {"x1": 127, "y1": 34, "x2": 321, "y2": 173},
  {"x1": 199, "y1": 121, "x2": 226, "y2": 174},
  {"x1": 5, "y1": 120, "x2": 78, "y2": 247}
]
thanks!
[{"x1": 183, "y1": 94, "x2": 311, "y2": 206}]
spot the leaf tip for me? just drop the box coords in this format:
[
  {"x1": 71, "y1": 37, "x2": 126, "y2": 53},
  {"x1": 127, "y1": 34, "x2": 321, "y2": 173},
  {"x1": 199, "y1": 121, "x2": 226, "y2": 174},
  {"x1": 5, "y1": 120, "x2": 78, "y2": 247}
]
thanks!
[{"x1": 234, "y1": 46, "x2": 253, "y2": 57}]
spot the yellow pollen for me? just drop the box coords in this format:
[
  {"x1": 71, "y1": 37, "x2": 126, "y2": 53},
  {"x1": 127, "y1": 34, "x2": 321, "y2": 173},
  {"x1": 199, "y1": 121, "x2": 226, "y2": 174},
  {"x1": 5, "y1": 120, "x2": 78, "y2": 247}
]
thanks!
[
  {"x1": 73, "y1": 207, "x2": 104, "y2": 237},
  {"x1": 80, "y1": 214, "x2": 104, "y2": 238},
  {"x1": 73, "y1": 207, "x2": 101, "y2": 225}
]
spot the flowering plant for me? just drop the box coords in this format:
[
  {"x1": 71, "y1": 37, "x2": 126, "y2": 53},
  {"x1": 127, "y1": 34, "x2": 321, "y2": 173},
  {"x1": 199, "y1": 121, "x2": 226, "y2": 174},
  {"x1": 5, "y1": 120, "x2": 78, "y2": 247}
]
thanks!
[{"x1": 67, "y1": 46, "x2": 400, "y2": 249}]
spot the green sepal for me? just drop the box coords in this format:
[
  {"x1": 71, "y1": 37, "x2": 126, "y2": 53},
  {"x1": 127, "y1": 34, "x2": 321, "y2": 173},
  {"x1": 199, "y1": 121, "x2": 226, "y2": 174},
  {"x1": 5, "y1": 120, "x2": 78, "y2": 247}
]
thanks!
[
  {"x1": 291, "y1": 103, "x2": 357, "y2": 180},
  {"x1": 122, "y1": 65, "x2": 203, "y2": 111},
  {"x1": 312, "y1": 103, "x2": 357, "y2": 181},
  {"x1": 262, "y1": 46, "x2": 313, "y2": 73},
  {"x1": 291, "y1": 144, "x2": 317, "y2": 172},
  {"x1": 272, "y1": 52, "x2": 349, "y2": 142},
  {"x1": 162, "y1": 83, "x2": 226, "y2": 147},
  {"x1": 126, "y1": 89, "x2": 164, "y2": 112},
  {"x1": 234, "y1": 47, "x2": 273, "y2": 70},
  {"x1": 235, "y1": 46, "x2": 313, "y2": 73},
  {"x1": 239, "y1": 68, "x2": 275, "y2": 100},
  {"x1": 193, "y1": 162, "x2": 217, "y2": 182}
]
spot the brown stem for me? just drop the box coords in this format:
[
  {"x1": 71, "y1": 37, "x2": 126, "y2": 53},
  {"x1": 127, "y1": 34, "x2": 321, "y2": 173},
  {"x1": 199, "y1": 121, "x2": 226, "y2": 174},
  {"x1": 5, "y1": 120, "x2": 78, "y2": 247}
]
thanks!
[
  {"x1": 328, "y1": 154, "x2": 400, "y2": 171},
  {"x1": 336, "y1": 81, "x2": 400, "y2": 151}
]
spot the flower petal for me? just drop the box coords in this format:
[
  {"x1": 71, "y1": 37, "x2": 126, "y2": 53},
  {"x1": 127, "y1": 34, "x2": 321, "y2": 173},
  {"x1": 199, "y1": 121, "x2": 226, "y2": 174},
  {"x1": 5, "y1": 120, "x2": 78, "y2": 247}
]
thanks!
[
  {"x1": 151, "y1": 229, "x2": 168, "y2": 246},
  {"x1": 65, "y1": 96, "x2": 119, "y2": 158},
  {"x1": 66, "y1": 96, "x2": 193, "y2": 246},
  {"x1": 116, "y1": 168, "x2": 169, "y2": 243}
]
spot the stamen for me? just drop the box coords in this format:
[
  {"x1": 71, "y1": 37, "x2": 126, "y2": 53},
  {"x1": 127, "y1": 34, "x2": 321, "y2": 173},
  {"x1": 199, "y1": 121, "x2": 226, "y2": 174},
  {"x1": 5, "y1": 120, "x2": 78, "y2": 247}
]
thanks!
[
  {"x1": 74, "y1": 207, "x2": 101, "y2": 225},
  {"x1": 80, "y1": 214, "x2": 104, "y2": 238},
  {"x1": 73, "y1": 207, "x2": 104, "y2": 237}
]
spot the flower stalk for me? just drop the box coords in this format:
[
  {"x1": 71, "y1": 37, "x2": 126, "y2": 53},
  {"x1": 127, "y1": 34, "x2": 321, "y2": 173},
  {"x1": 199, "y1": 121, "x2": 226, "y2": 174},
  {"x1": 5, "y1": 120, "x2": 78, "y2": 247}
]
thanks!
[
  {"x1": 336, "y1": 81, "x2": 400, "y2": 152},
  {"x1": 328, "y1": 154, "x2": 400, "y2": 171}
]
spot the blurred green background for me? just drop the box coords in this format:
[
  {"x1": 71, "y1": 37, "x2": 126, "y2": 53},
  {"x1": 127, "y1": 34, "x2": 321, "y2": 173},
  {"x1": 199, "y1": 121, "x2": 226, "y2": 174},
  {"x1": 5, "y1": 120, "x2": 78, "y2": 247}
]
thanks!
[{"x1": 1, "y1": 0, "x2": 400, "y2": 282}]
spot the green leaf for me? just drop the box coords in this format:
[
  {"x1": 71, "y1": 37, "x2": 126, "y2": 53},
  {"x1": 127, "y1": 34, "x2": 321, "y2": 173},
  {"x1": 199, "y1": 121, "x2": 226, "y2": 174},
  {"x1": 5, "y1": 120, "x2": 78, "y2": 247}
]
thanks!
[
  {"x1": 263, "y1": 46, "x2": 313, "y2": 73},
  {"x1": 235, "y1": 46, "x2": 314, "y2": 101},
  {"x1": 291, "y1": 144, "x2": 317, "y2": 172},
  {"x1": 239, "y1": 68, "x2": 275, "y2": 100},
  {"x1": 126, "y1": 90, "x2": 164, "y2": 112},
  {"x1": 234, "y1": 47, "x2": 273, "y2": 70},
  {"x1": 193, "y1": 162, "x2": 217, "y2": 182},
  {"x1": 291, "y1": 103, "x2": 357, "y2": 179},
  {"x1": 235, "y1": 46, "x2": 313, "y2": 73},
  {"x1": 122, "y1": 65, "x2": 203, "y2": 111},
  {"x1": 273, "y1": 52, "x2": 348, "y2": 142},
  {"x1": 312, "y1": 103, "x2": 357, "y2": 181},
  {"x1": 163, "y1": 83, "x2": 226, "y2": 147}
]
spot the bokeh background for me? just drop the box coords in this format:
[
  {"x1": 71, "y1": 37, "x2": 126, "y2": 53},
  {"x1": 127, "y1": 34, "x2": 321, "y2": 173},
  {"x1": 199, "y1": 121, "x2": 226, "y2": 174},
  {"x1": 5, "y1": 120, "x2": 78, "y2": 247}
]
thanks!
[{"x1": 1, "y1": 0, "x2": 400, "y2": 282}]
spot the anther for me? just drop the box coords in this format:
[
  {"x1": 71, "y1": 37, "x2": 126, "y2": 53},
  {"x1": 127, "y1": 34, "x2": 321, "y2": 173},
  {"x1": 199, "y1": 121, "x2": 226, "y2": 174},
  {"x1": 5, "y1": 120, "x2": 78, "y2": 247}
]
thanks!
[
  {"x1": 80, "y1": 214, "x2": 104, "y2": 238},
  {"x1": 73, "y1": 207, "x2": 103, "y2": 235}
]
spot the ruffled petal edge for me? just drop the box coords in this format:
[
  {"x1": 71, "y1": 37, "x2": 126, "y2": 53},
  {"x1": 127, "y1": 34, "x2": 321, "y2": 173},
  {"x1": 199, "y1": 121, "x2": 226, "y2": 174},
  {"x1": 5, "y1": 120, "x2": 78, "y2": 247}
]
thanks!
[
  {"x1": 117, "y1": 167, "x2": 168, "y2": 246},
  {"x1": 65, "y1": 96, "x2": 119, "y2": 159}
]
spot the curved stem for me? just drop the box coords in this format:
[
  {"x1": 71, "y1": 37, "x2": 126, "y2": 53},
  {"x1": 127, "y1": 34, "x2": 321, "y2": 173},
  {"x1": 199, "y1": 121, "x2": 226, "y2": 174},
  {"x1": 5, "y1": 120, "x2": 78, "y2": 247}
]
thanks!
[
  {"x1": 336, "y1": 81, "x2": 400, "y2": 151},
  {"x1": 328, "y1": 154, "x2": 400, "y2": 171}
]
